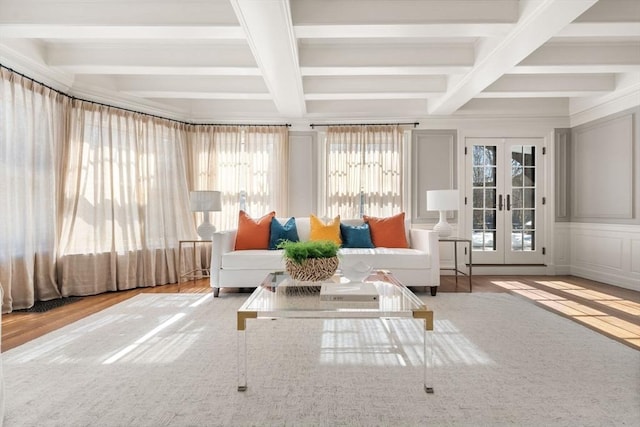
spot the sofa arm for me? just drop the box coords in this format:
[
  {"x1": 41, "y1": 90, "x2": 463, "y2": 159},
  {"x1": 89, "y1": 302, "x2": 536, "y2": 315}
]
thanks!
[
  {"x1": 210, "y1": 229, "x2": 237, "y2": 287},
  {"x1": 410, "y1": 228, "x2": 440, "y2": 286}
]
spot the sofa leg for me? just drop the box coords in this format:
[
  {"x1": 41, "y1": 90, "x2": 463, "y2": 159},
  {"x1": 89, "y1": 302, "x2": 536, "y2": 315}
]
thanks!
[
  {"x1": 430, "y1": 286, "x2": 438, "y2": 296},
  {"x1": 213, "y1": 287, "x2": 220, "y2": 297}
]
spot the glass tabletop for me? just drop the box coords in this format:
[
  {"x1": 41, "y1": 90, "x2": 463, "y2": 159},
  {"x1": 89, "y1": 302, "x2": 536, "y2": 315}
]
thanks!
[{"x1": 238, "y1": 270, "x2": 427, "y2": 319}]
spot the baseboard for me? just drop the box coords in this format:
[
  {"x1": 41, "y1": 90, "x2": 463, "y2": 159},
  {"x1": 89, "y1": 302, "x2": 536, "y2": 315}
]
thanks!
[
  {"x1": 570, "y1": 266, "x2": 640, "y2": 292},
  {"x1": 470, "y1": 265, "x2": 549, "y2": 275}
]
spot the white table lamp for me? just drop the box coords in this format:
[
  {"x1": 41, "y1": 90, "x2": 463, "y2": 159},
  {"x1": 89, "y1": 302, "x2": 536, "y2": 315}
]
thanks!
[
  {"x1": 427, "y1": 189, "x2": 459, "y2": 238},
  {"x1": 190, "y1": 190, "x2": 222, "y2": 240}
]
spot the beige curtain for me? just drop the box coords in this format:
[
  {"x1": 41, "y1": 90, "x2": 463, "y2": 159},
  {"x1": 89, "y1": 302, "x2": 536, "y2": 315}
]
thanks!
[
  {"x1": 57, "y1": 101, "x2": 194, "y2": 296},
  {"x1": 325, "y1": 125, "x2": 403, "y2": 218},
  {"x1": 0, "y1": 69, "x2": 68, "y2": 312},
  {"x1": 0, "y1": 66, "x2": 291, "y2": 311},
  {"x1": 185, "y1": 125, "x2": 289, "y2": 231}
]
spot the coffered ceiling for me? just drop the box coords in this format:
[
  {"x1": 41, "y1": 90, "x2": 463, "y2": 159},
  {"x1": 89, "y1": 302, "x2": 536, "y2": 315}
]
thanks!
[{"x1": 0, "y1": 0, "x2": 638, "y2": 124}]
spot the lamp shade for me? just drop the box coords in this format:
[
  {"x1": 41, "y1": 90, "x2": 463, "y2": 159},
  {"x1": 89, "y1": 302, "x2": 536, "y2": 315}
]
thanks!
[
  {"x1": 426, "y1": 189, "x2": 459, "y2": 211},
  {"x1": 190, "y1": 191, "x2": 221, "y2": 212}
]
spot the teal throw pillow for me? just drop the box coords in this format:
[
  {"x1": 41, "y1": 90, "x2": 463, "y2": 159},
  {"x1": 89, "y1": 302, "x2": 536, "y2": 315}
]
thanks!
[
  {"x1": 340, "y1": 223, "x2": 374, "y2": 248},
  {"x1": 269, "y1": 217, "x2": 300, "y2": 249}
]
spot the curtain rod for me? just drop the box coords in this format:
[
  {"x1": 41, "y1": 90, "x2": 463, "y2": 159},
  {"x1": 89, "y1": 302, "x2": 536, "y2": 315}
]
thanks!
[
  {"x1": 0, "y1": 63, "x2": 291, "y2": 128},
  {"x1": 309, "y1": 122, "x2": 419, "y2": 129}
]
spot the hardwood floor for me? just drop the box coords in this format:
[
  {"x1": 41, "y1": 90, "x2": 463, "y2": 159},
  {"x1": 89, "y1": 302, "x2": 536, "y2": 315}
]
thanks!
[{"x1": 2, "y1": 275, "x2": 639, "y2": 352}]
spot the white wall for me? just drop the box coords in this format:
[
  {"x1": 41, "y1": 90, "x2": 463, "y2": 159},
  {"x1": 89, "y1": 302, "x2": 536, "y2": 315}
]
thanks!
[
  {"x1": 552, "y1": 107, "x2": 640, "y2": 291},
  {"x1": 288, "y1": 112, "x2": 640, "y2": 290}
]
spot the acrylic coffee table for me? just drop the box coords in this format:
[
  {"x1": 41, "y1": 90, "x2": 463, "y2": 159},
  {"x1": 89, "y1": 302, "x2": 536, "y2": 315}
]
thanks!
[{"x1": 236, "y1": 270, "x2": 435, "y2": 393}]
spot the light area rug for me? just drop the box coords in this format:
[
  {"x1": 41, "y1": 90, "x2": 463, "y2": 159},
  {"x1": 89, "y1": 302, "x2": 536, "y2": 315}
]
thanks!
[{"x1": 2, "y1": 292, "x2": 639, "y2": 427}]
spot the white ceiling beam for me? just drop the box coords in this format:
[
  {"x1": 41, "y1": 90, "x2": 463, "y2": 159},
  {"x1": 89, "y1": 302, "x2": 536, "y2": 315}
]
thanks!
[
  {"x1": 429, "y1": 0, "x2": 599, "y2": 115},
  {"x1": 0, "y1": 24, "x2": 245, "y2": 40},
  {"x1": 295, "y1": 24, "x2": 513, "y2": 39},
  {"x1": 230, "y1": 0, "x2": 305, "y2": 117}
]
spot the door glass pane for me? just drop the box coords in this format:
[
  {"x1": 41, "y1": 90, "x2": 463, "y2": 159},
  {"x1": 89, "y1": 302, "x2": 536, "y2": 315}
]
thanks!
[
  {"x1": 473, "y1": 209, "x2": 484, "y2": 229},
  {"x1": 524, "y1": 231, "x2": 535, "y2": 251},
  {"x1": 485, "y1": 167, "x2": 496, "y2": 187},
  {"x1": 511, "y1": 165, "x2": 523, "y2": 187},
  {"x1": 472, "y1": 167, "x2": 484, "y2": 187},
  {"x1": 512, "y1": 210, "x2": 523, "y2": 230},
  {"x1": 511, "y1": 188, "x2": 523, "y2": 209},
  {"x1": 524, "y1": 210, "x2": 535, "y2": 229},
  {"x1": 472, "y1": 144, "x2": 497, "y2": 252},
  {"x1": 473, "y1": 189, "x2": 483, "y2": 208},
  {"x1": 485, "y1": 146, "x2": 497, "y2": 166},
  {"x1": 510, "y1": 145, "x2": 536, "y2": 252},
  {"x1": 511, "y1": 231, "x2": 523, "y2": 251},
  {"x1": 524, "y1": 167, "x2": 535, "y2": 186},
  {"x1": 485, "y1": 189, "x2": 496, "y2": 208},
  {"x1": 524, "y1": 189, "x2": 535, "y2": 208},
  {"x1": 485, "y1": 210, "x2": 496, "y2": 229},
  {"x1": 524, "y1": 147, "x2": 535, "y2": 166}
]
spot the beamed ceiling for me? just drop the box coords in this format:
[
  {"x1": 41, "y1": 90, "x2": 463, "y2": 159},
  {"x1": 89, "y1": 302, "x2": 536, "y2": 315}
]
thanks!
[{"x1": 0, "y1": 0, "x2": 638, "y2": 124}]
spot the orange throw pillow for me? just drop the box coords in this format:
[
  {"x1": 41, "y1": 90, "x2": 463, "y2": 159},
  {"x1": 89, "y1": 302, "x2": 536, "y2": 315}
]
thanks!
[
  {"x1": 234, "y1": 210, "x2": 276, "y2": 250},
  {"x1": 310, "y1": 214, "x2": 342, "y2": 245},
  {"x1": 363, "y1": 212, "x2": 409, "y2": 248}
]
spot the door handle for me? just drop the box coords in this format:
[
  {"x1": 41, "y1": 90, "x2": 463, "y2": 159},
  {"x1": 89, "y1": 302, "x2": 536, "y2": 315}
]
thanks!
[
  {"x1": 506, "y1": 194, "x2": 511, "y2": 211},
  {"x1": 498, "y1": 194, "x2": 503, "y2": 211}
]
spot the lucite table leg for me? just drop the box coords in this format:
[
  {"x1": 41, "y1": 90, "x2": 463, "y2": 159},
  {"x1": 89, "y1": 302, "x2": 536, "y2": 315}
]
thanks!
[
  {"x1": 424, "y1": 326, "x2": 434, "y2": 394},
  {"x1": 237, "y1": 311, "x2": 256, "y2": 392},
  {"x1": 237, "y1": 329, "x2": 247, "y2": 391},
  {"x1": 413, "y1": 308, "x2": 434, "y2": 394}
]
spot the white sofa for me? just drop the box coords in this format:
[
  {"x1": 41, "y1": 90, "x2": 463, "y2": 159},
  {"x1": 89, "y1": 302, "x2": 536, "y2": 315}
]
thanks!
[{"x1": 211, "y1": 217, "x2": 440, "y2": 297}]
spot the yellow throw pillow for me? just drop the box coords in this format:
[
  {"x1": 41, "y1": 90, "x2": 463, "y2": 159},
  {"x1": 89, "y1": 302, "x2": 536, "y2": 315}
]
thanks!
[{"x1": 310, "y1": 214, "x2": 342, "y2": 245}]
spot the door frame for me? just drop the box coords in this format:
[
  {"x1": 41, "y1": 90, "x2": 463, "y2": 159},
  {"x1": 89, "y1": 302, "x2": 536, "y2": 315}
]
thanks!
[{"x1": 464, "y1": 137, "x2": 547, "y2": 265}]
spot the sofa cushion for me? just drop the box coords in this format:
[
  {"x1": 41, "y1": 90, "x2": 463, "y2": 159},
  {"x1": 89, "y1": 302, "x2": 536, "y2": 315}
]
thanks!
[
  {"x1": 221, "y1": 247, "x2": 430, "y2": 272},
  {"x1": 234, "y1": 210, "x2": 275, "y2": 250},
  {"x1": 339, "y1": 247, "x2": 429, "y2": 270},
  {"x1": 364, "y1": 212, "x2": 409, "y2": 248},
  {"x1": 222, "y1": 249, "x2": 285, "y2": 270},
  {"x1": 340, "y1": 222, "x2": 374, "y2": 248},
  {"x1": 269, "y1": 217, "x2": 299, "y2": 249},
  {"x1": 310, "y1": 214, "x2": 342, "y2": 245}
]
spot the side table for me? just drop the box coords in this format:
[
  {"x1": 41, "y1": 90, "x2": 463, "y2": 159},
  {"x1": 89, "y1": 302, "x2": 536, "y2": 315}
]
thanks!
[
  {"x1": 178, "y1": 240, "x2": 211, "y2": 285},
  {"x1": 439, "y1": 237, "x2": 472, "y2": 292}
]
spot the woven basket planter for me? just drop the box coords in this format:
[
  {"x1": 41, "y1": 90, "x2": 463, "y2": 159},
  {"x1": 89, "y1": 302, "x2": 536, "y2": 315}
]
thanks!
[{"x1": 285, "y1": 256, "x2": 339, "y2": 282}]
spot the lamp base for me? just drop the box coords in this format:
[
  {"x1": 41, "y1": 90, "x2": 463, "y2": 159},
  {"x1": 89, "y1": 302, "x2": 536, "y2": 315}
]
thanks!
[
  {"x1": 197, "y1": 216, "x2": 217, "y2": 241},
  {"x1": 433, "y1": 210, "x2": 453, "y2": 238}
]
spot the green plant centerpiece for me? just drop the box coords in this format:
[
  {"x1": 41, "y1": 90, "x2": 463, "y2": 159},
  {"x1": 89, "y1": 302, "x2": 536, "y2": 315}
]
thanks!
[{"x1": 277, "y1": 240, "x2": 340, "y2": 282}]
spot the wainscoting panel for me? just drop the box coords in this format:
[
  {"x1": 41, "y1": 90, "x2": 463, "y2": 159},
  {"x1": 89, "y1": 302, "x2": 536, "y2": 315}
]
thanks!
[
  {"x1": 572, "y1": 113, "x2": 634, "y2": 220},
  {"x1": 632, "y1": 239, "x2": 640, "y2": 275},
  {"x1": 552, "y1": 223, "x2": 571, "y2": 275},
  {"x1": 567, "y1": 223, "x2": 640, "y2": 291}
]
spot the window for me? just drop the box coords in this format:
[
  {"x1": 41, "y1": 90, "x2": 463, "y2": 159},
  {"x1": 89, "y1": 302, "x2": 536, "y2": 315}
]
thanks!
[{"x1": 322, "y1": 125, "x2": 405, "y2": 218}]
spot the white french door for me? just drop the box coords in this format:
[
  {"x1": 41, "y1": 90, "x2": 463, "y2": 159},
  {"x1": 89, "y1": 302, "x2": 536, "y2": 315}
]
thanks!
[{"x1": 465, "y1": 138, "x2": 546, "y2": 265}]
